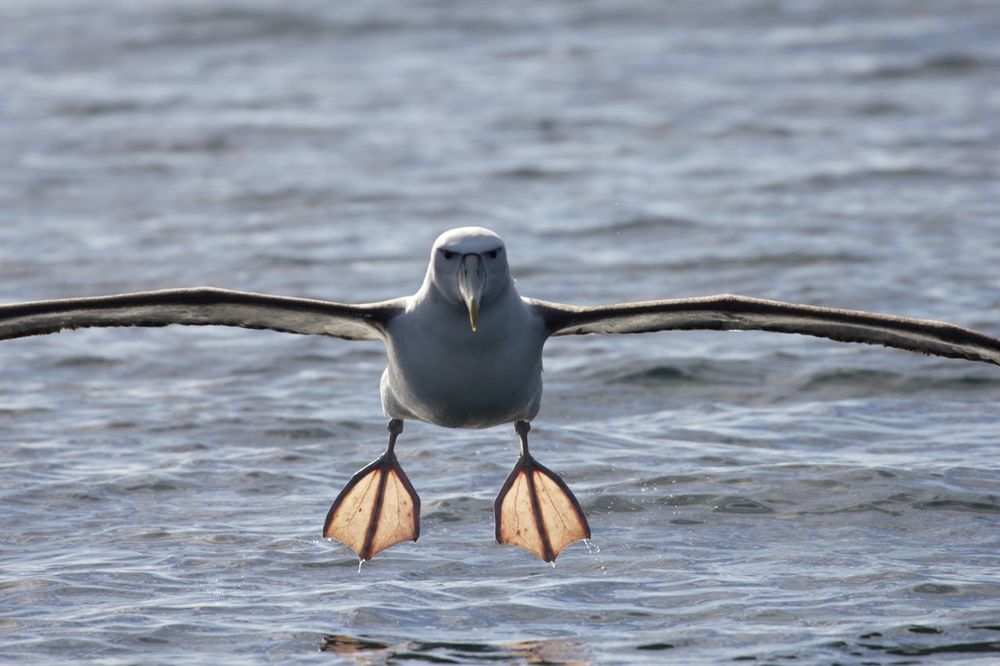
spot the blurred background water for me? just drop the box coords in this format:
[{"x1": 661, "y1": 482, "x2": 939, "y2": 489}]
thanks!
[{"x1": 1, "y1": 1, "x2": 999, "y2": 663}]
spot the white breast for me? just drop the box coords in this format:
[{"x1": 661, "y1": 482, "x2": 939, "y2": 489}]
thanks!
[{"x1": 380, "y1": 294, "x2": 547, "y2": 428}]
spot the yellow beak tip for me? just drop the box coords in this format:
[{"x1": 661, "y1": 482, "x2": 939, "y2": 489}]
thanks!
[{"x1": 469, "y1": 307, "x2": 479, "y2": 332}]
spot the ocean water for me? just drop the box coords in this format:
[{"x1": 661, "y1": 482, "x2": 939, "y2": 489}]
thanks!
[{"x1": 2, "y1": 1, "x2": 999, "y2": 663}]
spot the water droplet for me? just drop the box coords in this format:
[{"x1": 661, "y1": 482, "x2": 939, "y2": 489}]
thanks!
[{"x1": 584, "y1": 538, "x2": 600, "y2": 554}]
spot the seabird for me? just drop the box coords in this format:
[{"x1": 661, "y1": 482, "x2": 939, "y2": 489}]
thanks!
[{"x1": 2, "y1": 226, "x2": 999, "y2": 563}]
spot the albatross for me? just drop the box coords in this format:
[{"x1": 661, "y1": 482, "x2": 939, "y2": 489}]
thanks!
[{"x1": 2, "y1": 226, "x2": 999, "y2": 563}]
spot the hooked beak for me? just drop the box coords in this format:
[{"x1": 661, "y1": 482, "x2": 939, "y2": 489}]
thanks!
[{"x1": 457, "y1": 253, "x2": 486, "y2": 332}]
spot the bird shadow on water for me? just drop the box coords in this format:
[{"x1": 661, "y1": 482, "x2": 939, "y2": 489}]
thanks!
[
  {"x1": 320, "y1": 634, "x2": 590, "y2": 664},
  {"x1": 319, "y1": 625, "x2": 1000, "y2": 662}
]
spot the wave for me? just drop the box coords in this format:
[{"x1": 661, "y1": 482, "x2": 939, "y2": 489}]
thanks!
[
  {"x1": 541, "y1": 214, "x2": 702, "y2": 238},
  {"x1": 856, "y1": 52, "x2": 990, "y2": 80}
]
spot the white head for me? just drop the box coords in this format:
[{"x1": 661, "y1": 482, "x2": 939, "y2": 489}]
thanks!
[{"x1": 421, "y1": 226, "x2": 511, "y2": 331}]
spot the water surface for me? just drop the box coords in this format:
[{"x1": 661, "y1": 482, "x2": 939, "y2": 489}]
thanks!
[{"x1": 2, "y1": 1, "x2": 999, "y2": 663}]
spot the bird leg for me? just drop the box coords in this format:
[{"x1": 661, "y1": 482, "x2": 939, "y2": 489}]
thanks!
[
  {"x1": 323, "y1": 419, "x2": 420, "y2": 561},
  {"x1": 494, "y1": 421, "x2": 591, "y2": 562}
]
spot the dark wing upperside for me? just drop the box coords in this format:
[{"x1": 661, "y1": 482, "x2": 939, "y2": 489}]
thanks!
[
  {"x1": 0, "y1": 287, "x2": 406, "y2": 342},
  {"x1": 526, "y1": 294, "x2": 1000, "y2": 367}
]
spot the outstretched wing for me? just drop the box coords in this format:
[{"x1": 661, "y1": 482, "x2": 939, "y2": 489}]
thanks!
[
  {"x1": 0, "y1": 288, "x2": 405, "y2": 342},
  {"x1": 528, "y1": 294, "x2": 1000, "y2": 366}
]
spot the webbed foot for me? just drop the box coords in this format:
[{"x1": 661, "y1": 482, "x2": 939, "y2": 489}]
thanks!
[
  {"x1": 323, "y1": 419, "x2": 420, "y2": 561},
  {"x1": 494, "y1": 421, "x2": 590, "y2": 562}
]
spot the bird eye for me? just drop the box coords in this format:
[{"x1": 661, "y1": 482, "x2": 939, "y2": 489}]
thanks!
[
  {"x1": 441, "y1": 250, "x2": 457, "y2": 260},
  {"x1": 486, "y1": 249, "x2": 499, "y2": 259}
]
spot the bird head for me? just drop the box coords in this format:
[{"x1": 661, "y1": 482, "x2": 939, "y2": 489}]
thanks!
[{"x1": 423, "y1": 227, "x2": 510, "y2": 332}]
